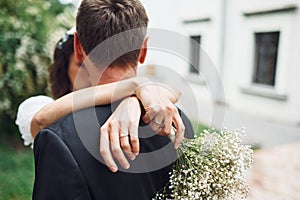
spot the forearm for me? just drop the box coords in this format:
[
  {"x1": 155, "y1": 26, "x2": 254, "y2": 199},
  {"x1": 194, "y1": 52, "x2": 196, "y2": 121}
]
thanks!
[
  {"x1": 30, "y1": 92, "x2": 75, "y2": 138},
  {"x1": 93, "y1": 76, "x2": 148, "y2": 104}
]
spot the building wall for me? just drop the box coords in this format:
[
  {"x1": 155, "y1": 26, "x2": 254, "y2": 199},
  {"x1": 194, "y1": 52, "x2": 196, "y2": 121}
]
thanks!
[
  {"x1": 223, "y1": 0, "x2": 300, "y2": 125},
  {"x1": 140, "y1": 0, "x2": 300, "y2": 125}
]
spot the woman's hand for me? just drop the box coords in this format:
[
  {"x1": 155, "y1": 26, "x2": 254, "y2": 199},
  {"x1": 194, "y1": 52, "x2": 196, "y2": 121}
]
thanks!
[
  {"x1": 100, "y1": 96, "x2": 141, "y2": 173},
  {"x1": 135, "y1": 82, "x2": 185, "y2": 150}
]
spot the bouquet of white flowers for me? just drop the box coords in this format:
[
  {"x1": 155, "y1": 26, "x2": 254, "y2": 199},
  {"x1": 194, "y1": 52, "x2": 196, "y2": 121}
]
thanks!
[{"x1": 155, "y1": 128, "x2": 254, "y2": 200}]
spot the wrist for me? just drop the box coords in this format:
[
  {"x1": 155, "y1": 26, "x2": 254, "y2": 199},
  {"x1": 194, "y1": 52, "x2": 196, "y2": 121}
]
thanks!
[
  {"x1": 128, "y1": 95, "x2": 140, "y2": 106},
  {"x1": 132, "y1": 77, "x2": 150, "y2": 92},
  {"x1": 129, "y1": 95, "x2": 146, "y2": 116}
]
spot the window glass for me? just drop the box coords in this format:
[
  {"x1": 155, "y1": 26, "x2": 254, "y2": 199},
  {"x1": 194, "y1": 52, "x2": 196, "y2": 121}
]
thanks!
[
  {"x1": 189, "y1": 35, "x2": 201, "y2": 74},
  {"x1": 253, "y1": 31, "x2": 280, "y2": 86}
]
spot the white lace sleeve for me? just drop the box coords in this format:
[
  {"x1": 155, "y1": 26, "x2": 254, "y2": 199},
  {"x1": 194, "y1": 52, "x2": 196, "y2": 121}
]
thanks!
[{"x1": 15, "y1": 95, "x2": 54, "y2": 148}]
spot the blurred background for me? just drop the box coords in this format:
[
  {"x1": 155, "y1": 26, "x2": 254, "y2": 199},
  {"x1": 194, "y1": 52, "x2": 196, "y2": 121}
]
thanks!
[
  {"x1": 141, "y1": 1, "x2": 300, "y2": 198},
  {"x1": 1, "y1": 0, "x2": 300, "y2": 199},
  {"x1": 0, "y1": 0, "x2": 76, "y2": 199}
]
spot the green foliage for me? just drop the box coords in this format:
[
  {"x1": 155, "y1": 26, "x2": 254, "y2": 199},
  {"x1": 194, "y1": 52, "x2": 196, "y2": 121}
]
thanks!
[
  {"x1": 0, "y1": 141, "x2": 34, "y2": 200},
  {"x1": 0, "y1": 0, "x2": 74, "y2": 134}
]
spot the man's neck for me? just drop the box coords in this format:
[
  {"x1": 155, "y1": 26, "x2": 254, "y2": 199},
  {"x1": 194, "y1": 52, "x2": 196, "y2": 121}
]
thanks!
[{"x1": 97, "y1": 65, "x2": 137, "y2": 85}]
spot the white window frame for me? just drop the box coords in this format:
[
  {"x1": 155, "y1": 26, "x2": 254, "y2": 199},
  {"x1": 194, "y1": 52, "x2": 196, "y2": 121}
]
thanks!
[
  {"x1": 183, "y1": 19, "x2": 210, "y2": 84},
  {"x1": 240, "y1": 11, "x2": 294, "y2": 100}
]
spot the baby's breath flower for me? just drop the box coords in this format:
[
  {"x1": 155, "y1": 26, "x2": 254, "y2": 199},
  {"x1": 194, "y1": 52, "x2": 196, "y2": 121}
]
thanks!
[{"x1": 154, "y1": 128, "x2": 254, "y2": 200}]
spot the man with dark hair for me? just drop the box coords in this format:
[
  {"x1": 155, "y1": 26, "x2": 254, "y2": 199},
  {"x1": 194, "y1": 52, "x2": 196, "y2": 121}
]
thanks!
[
  {"x1": 33, "y1": 0, "x2": 193, "y2": 199},
  {"x1": 76, "y1": 0, "x2": 148, "y2": 68}
]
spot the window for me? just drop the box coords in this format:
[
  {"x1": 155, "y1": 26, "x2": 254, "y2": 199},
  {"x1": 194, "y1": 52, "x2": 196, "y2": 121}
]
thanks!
[
  {"x1": 253, "y1": 31, "x2": 280, "y2": 86},
  {"x1": 189, "y1": 35, "x2": 201, "y2": 74}
]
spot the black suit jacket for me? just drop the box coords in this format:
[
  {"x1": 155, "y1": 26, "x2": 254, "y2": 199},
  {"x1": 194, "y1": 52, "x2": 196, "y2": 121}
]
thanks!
[{"x1": 33, "y1": 103, "x2": 194, "y2": 200}]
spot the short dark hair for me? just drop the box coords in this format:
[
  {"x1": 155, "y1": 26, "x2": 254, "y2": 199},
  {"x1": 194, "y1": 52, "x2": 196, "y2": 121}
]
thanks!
[
  {"x1": 48, "y1": 33, "x2": 74, "y2": 99},
  {"x1": 76, "y1": 0, "x2": 148, "y2": 68}
]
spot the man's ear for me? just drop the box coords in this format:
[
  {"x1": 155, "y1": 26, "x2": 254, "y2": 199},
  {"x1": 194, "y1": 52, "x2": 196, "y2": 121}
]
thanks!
[
  {"x1": 74, "y1": 32, "x2": 85, "y2": 63},
  {"x1": 139, "y1": 37, "x2": 149, "y2": 64}
]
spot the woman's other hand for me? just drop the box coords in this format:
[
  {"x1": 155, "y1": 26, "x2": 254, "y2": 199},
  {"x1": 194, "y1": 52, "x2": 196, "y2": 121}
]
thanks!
[{"x1": 135, "y1": 82, "x2": 185, "y2": 150}]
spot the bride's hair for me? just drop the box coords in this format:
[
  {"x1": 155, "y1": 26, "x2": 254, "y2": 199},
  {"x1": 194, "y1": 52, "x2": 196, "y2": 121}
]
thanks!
[{"x1": 48, "y1": 32, "x2": 74, "y2": 99}]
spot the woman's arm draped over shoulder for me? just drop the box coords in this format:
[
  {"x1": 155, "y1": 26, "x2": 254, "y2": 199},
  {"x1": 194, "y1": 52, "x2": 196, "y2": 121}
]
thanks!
[{"x1": 30, "y1": 77, "x2": 149, "y2": 137}]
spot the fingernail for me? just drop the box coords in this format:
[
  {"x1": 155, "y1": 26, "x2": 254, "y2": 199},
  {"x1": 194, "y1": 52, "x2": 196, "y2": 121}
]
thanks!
[
  {"x1": 174, "y1": 143, "x2": 179, "y2": 150},
  {"x1": 109, "y1": 166, "x2": 118, "y2": 173},
  {"x1": 129, "y1": 155, "x2": 136, "y2": 161},
  {"x1": 134, "y1": 153, "x2": 139, "y2": 156},
  {"x1": 124, "y1": 163, "x2": 130, "y2": 169}
]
